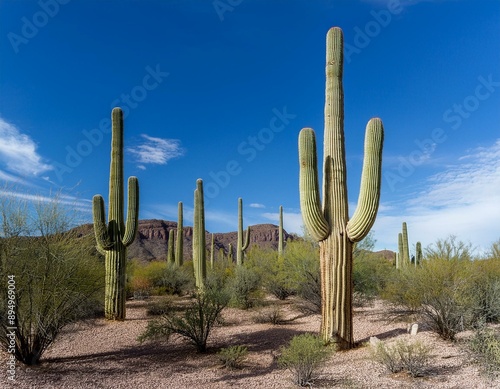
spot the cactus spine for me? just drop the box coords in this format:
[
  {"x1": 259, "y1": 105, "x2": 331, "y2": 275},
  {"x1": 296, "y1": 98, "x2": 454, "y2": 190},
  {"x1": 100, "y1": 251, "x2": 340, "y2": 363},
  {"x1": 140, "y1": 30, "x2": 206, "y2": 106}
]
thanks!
[
  {"x1": 278, "y1": 205, "x2": 284, "y2": 257},
  {"x1": 298, "y1": 27, "x2": 383, "y2": 349},
  {"x1": 93, "y1": 107, "x2": 139, "y2": 321},
  {"x1": 236, "y1": 197, "x2": 250, "y2": 266},
  {"x1": 193, "y1": 179, "x2": 206, "y2": 289},
  {"x1": 167, "y1": 229, "x2": 175, "y2": 264},
  {"x1": 175, "y1": 201, "x2": 183, "y2": 267}
]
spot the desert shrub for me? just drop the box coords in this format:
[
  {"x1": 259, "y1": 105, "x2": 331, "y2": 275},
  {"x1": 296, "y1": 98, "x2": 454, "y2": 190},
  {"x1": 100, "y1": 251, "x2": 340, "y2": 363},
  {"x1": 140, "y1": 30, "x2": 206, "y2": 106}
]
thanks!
[
  {"x1": 468, "y1": 258, "x2": 500, "y2": 324},
  {"x1": 228, "y1": 265, "x2": 261, "y2": 309},
  {"x1": 370, "y1": 339, "x2": 431, "y2": 377},
  {"x1": 281, "y1": 240, "x2": 321, "y2": 312},
  {"x1": 218, "y1": 345, "x2": 248, "y2": 369},
  {"x1": 278, "y1": 333, "x2": 333, "y2": 386},
  {"x1": 138, "y1": 277, "x2": 230, "y2": 352},
  {"x1": 353, "y1": 249, "x2": 395, "y2": 306},
  {"x1": 129, "y1": 260, "x2": 195, "y2": 298},
  {"x1": 161, "y1": 262, "x2": 195, "y2": 295},
  {"x1": 0, "y1": 193, "x2": 105, "y2": 365},
  {"x1": 467, "y1": 321, "x2": 500, "y2": 379},
  {"x1": 382, "y1": 238, "x2": 478, "y2": 341},
  {"x1": 254, "y1": 306, "x2": 285, "y2": 325},
  {"x1": 245, "y1": 246, "x2": 295, "y2": 300},
  {"x1": 424, "y1": 235, "x2": 473, "y2": 261},
  {"x1": 146, "y1": 296, "x2": 174, "y2": 316}
]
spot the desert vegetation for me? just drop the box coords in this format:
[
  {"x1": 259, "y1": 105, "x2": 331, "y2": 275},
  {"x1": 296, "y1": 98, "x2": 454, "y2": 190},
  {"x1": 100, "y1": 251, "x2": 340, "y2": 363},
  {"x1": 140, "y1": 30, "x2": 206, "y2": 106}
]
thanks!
[{"x1": 1, "y1": 24, "x2": 499, "y2": 388}]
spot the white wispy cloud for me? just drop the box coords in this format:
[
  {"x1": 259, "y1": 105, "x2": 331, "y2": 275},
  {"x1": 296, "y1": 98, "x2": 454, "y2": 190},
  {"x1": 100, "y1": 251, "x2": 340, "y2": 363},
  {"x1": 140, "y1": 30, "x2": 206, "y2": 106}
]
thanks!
[
  {"x1": 372, "y1": 139, "x2": 500, "y2": 254},
  {"x1": 249, "y1": 203, "x2": 265, "y2": 208},
  {"x1": 262, "y1": 211, "x2": 303, "y2": 235},
  {"x1": 0, "y1": 117, "x2": 53, "y2": 177},
  {"x1": 128, "y1": 134, "x2": 185, "y2": 167}
]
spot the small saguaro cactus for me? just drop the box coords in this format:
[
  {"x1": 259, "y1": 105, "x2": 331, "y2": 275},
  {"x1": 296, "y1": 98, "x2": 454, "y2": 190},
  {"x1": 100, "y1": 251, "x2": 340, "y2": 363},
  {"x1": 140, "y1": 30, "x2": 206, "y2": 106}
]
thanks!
[
  {"x1": 402, "y1": 222, "x2": 410, "y2": 266},
  {"x1": 415, "y1": 241, "x2": 422, "y2": 266},
  {"x1": 93, "y1": 107, "x2": 139, "y2": 321},
  {"x1": 228, "y1": 243, "x2": 234, "y2": 264},
  {"x1": 210, "y1": 233, "x2": 215, "y2": 269},
  {"x1": 397, "y1": 233, "x2": 403, "y2": 269},
  {"x1": 236, "y1": 198, "x2": 250, "y2": 266},
  {"x1": 278, "y1": 205, "x2": 284, "y2": 257},
  {"x1": 298, "y1": 27, "x2": 383, "y2": 349},
  {"x1": 167, "y1": 229, "x2": 175, "y2": 264},
  {"x1": 175, "y1": 201, "x2": 184, "y2": 267},
  {"x1": 193, "y1": 179, "x2": 207, "y2": 289}
]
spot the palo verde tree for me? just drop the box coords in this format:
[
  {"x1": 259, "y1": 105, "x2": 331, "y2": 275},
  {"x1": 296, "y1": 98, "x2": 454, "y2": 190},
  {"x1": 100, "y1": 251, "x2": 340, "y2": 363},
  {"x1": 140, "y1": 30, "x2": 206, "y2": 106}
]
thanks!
[
  {"x1": 298, "y1": 27, "x2": 384, "y2": 349},
  {"x1": 93, "y1": 107, "x2": 139, "y2": 320}
]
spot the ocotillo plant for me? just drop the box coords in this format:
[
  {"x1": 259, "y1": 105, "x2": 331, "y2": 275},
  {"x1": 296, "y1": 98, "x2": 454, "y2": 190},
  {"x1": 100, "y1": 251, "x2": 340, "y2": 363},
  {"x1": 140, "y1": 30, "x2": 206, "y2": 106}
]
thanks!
[
  {"x1": 278, "y1": 205, "x2": 284, "y2": 257},
  {"x1": 167, "y1": 229, "x2": 175, "y2": 264},
  {"x1": 93, "y1": 107, "x2": 139, "y2": 321},
  {"x1": 193, "y1": 179, "x2": 206, "y2": 289},
  {"x1": 298, "y1": 27, "x2": 383, "y2": 349},
  {"x1": 236, "y1": 197, "x2": 250, "y2": 266},
  {"x1": 176, "y1": 201, "x2": 183, "y2": 267}
]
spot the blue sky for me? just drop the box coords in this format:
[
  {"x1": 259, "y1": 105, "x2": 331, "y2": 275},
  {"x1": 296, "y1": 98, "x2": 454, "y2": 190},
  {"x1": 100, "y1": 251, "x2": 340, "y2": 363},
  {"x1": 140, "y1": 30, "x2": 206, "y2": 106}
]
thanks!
[{"x1": 1, "y1": 0, "x2": 499, "y2": 254}]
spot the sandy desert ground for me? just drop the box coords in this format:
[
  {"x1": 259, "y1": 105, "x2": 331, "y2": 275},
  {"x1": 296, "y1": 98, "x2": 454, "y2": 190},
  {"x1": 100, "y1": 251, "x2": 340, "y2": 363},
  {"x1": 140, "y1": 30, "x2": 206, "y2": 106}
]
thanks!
[{"x1": 1, "y1": 297, "x2": 499, "y2": 389}]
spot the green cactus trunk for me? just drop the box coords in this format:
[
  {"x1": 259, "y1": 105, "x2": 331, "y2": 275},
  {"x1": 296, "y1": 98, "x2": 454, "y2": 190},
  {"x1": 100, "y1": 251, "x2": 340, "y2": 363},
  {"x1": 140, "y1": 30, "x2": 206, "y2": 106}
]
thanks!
[
  {"x1": 236, "y1": 197, "x2": 250, "y2": 266},
  {"x1": 398, "y1": 232, "x2": 403, "y2": 269},
  {"x1": 193, "y1": 179, "x2": 206, "y2": 289},
  {"x1": 416, "y1": 241, "x2": 422, "y2": 266},
  {"x1": 175, "y1": 201, "x2": 183, "y2": 267},
  {"x1": 210, "y1": 233, "x2": 215, "y2": 269},
  {"x1": 298, "y1": 28, "x2": 383, "y2": 349},
  {"x1": 402, "y1": 222, "x2": 410, "y2": 266},
  {"x1": 93, "y1": 108, "x2": 139, "y2": 321},
  {"x1": 278, "y1": 205, "x2": 284, "y2": 257},
  {"x1": 228, "y1": 243, "x2": 233, "y2": 264},
  {"x1": 167, "y1": 229, "x2": 175, "y2": 264}
]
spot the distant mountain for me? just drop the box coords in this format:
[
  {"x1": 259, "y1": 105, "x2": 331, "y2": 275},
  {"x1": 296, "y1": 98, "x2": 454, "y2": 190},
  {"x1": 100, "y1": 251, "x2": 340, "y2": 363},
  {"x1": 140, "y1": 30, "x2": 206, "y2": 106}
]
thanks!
[{"x1": 74, "y1": 219, "x2": 293, "y2": 262}]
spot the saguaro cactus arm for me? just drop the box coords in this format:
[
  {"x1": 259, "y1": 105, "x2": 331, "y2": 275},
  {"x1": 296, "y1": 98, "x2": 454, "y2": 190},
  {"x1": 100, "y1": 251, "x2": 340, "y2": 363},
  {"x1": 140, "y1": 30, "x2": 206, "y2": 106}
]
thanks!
[
  {"x1": 298, "y1": 128, "x2": 330, "y2": 242},
  {"x1": 346, "y1": 118, "x2": 384, "y2": 242},
  {"x1": 122, "y1": 177, "x2": 139, "y2": 246},
  {"x1": 175, "y1": 201, "x2": 184, "y2": 266},
  {"x1": 92, "y1": 195, "x2": 113, "y2": 250}
]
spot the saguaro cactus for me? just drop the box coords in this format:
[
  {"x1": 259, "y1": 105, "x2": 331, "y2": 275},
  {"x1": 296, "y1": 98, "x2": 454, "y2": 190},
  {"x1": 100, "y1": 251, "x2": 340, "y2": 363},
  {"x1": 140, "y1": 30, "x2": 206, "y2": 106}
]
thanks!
[
  {"x1": 93, "y1": 107, "x2": 139, "y2": 321},
  {"x1": 167, "y1": 229, "x2": 175, "y2": 264},
  {"x1": 176, "y1": 201, "x2": 184, "y2": 267},
  {"x1": 298, "y1": 27, "x2": 383, "y2": 349},
  {"x1": 397, "y1": 233, "x2": 403, "y2": 269},
  {"x1": 210, "y1": 233, "x2": 215, "y2": 269},
  {"x1": 278, "y1": 205, "x2": 284, "y2": 257},
  {"x1": 193, "y1": 179, "x2": 206, "y2": 289},
  {"x1": 415, "y1": 241, "x2": 422, "y2": 266},
  {"x1": 236, "y1": 197, "x2": 250, "y2": 266},
  {"x1": 402, "y1": 222, "x2": 410, "y2": 266}
]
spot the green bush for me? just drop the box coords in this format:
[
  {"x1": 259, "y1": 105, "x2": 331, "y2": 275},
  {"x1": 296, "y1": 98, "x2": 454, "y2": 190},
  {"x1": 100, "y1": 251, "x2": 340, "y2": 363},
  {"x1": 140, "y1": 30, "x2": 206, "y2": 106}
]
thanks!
[
  {"x1": 138, "y1": 277, "x2": 230, "y2": 352},
  {"x1": 370, "y1": 339, "x2": 431, "y2": 377},
  {"x1": 278, "y1": 333, "x2": 333, "y2": 386},
  {"x1": 382, "y1": 238, "x2": 478, "y2": 340},
  {"x1": 468, "y1": 258, "x2": 500, "y2": 324},
  {"x1": 218, "y1": 345, "x2": 248, "y2": 369},
  {"x1": 245, "y1": 246, "x2": 295, "y2": 300},
  {"x1": 254, "y1": 306, "x2": 285, "y2": 325},
  {"x1": 467, "y1": 321, "x2": 500, "y2": 379},
  {"x1": 146, "y1": 297, "x2": 174, "y2": 316},
  {"x1": 0, "y1": 194, "x2": 105, "y2": 365},
  {"x1": 229, "y1": 265, "x2": 261, "y2": 309}
]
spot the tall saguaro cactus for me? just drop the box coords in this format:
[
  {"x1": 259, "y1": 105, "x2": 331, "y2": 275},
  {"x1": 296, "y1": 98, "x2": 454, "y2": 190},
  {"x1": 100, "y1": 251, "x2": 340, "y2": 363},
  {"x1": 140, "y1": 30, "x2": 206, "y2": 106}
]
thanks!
[
  {"x1": 167, "y1": 229, "x2": 175, "y2": 264},
  {"x1": 236, "y1": 197, "x2": 250, "y2": 266},
  {"x1": 93, "y1": 107, "x2": 139, "y2": 321},
  {"x1": 298, "y1": 27, "x2": 384, "y2": 349},
  {"x1": 402, "y1": 222, "x2": 410, "y2": 266},
  {"x1": 176, "y1": 201, "x2": 184, "y2": 267},
  {"x1": 193, "y1": 179, "x2": 207, "y2": 289},
  {"x1": 278, "y1": 205, "x2": 284, "y2": 257}
]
